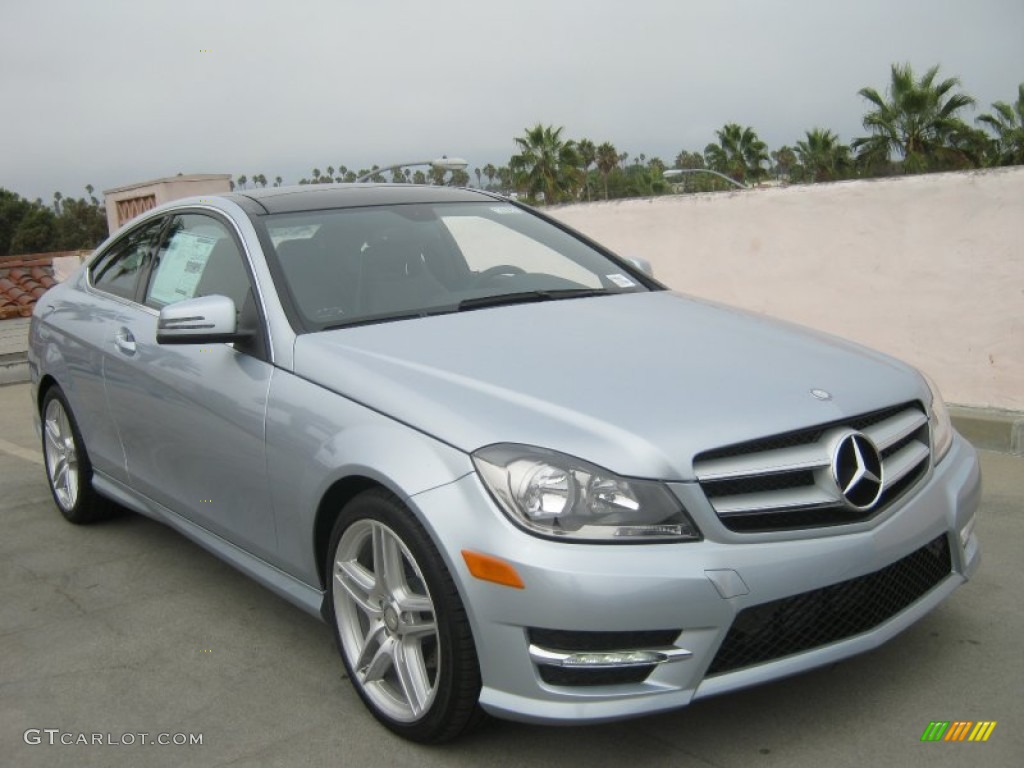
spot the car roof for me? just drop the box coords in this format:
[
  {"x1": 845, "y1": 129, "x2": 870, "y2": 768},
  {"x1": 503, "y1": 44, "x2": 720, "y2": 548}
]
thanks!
[{"x1": 224, "y1": 183, "x2": 498, "y2": 215}]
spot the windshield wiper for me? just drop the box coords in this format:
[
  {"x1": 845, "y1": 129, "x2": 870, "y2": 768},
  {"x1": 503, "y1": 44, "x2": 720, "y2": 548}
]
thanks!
[
  {"x1": 457, "y1": 288, "x2": 611, "y2": 312},
  {"x1": 319, "y1": 289, "x2": 614, "y2": 329},
  {"x1": 321, "y1": 306, "x2": 457, "y2": 330}
]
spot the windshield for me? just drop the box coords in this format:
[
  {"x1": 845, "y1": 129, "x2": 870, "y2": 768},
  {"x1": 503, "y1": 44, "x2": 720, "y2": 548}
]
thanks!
[{"x1": 259, "y1": 201, "x2": 651, "y2": 330}]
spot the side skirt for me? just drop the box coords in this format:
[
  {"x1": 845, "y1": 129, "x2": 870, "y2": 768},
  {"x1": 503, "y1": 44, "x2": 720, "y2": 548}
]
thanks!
[{"x1": 92, "y1": 470, "x2": 326, "y2": 620}]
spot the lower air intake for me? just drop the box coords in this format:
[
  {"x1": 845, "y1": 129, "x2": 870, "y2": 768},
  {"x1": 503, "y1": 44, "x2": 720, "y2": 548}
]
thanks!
[{"x1": 708, "y1": 534, "x2": 952, "y2": 675}]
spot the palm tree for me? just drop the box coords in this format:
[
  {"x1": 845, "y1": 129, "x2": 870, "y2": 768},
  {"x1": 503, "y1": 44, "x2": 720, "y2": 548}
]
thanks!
[
  {"x1": 428, "y1": 164, "x2": 446, "y2": 185},
  {"x1": 704, "y1": 123, "x2": 769, "y2": 183},
  {"x1": 237, "y1": 175, "x2": 247, "y2": 189},
  {"x1": 771, "y1": 146, "x2": 798, "y2": 182},
  {"x1": 483, "y1": 163, "x2": 497, "y2": 189},
  {"x1": 673, "y1": 150, "x2": 705, "y2": 170},
  {"x1": 577, "y1": 139, "x2": 596, "y2": 201},
  {"x1": 852, "y1": 63, "x2": 976, "y2": 174},
  {"x1": 509, "y1": 124, "x2": 582, "y2": 205},
  {"x1": 795, "y1": 129, "x2": 853, "y2": 182},
  {"x1": 474, "y1": 167, "x2": 482, "y2": 187},
  {"x1": 497, "y1": 166, "x2": 512, "y2": 192},
  {"x1": 977, "y1": 83, "x2": 1024, "y2": 166},
  {"x1": 275, "y1": 176, "x2": 283, "y2": 187},
  {"x1": 596, "y1": 142, "x2": 618, "y2": 199},
  {"x1": 52, "y1": 191, "x2": 63, "y2": 214}
]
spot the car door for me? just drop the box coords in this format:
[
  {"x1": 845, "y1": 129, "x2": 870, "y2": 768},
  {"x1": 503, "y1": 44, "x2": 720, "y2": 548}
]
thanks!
[
  {"x1": 101, "y1": 210, "x2": 278, "y2": 561},
  {"x1": 51, "y1": 215, "x2": 170, "y2": 484}
]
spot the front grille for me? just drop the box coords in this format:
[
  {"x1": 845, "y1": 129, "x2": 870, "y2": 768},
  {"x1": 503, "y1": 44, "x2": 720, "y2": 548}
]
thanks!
[
  {"x1": 707, "y1": 534, "x2": 951, "y2": 675},
  {"x1": 694, "y1": 402, "x2": 931, "y2": 532}
]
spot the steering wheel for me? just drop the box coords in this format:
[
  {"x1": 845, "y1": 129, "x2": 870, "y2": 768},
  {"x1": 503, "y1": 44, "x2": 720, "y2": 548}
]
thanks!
[{"x1": 476, "y1": 265, "x2": 527, "y2": 282}]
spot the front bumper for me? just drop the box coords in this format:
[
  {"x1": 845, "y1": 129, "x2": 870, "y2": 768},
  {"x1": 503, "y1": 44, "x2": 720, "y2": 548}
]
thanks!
[{"x1": 412, "y1": 433, "x2": 981, "y2": 724}]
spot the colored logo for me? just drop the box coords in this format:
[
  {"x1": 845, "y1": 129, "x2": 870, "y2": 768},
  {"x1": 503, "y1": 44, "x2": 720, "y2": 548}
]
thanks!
[{"x1": 920, "y1": 721, "x2": 997, "y2": 742}]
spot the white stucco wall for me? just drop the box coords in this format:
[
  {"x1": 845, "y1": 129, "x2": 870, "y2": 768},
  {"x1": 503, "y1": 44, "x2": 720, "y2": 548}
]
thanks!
[{"x1": 550, "y1": 167, "x2": 1023, "y2": 411}]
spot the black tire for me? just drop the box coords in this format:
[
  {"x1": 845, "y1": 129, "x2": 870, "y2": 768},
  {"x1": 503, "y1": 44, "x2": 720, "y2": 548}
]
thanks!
[
  {"x1": 40, "y1": 386, "x2": 109, "y2": 524},
  {"x1": 325, "y1": 487, "x2": 484, "y2": 743}
]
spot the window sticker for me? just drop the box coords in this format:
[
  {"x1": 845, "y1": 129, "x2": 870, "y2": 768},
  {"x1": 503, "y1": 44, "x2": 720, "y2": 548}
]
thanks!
[
  {"x1": 606, "y1": 273, "x2": 636, "y2": 288},
  {"x1": 149, "y1": 232, "x2": 217, "y2": 305},
  {"x1": 488, "y1": 205, "x2": 522, "y2": 215}
]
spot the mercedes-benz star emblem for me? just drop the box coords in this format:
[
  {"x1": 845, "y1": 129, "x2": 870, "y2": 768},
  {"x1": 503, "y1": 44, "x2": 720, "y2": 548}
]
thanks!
[{"x1": 831, "y1": 432, "x2": 884, "y2": 510}]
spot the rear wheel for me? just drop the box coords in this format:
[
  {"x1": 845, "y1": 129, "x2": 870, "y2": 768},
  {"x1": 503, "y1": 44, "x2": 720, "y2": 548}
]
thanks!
[
  {"x1": 326, "y1": 488, "x2": 483, "y2": 742},
  {"x1": 41, "y1": 386, "x2": 108, "y2": 524}
]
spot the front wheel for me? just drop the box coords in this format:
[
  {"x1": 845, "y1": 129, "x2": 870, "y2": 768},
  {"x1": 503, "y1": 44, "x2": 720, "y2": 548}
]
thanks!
[{"x1": 326, "y1": 489, "x2": 483, "y2": 742}]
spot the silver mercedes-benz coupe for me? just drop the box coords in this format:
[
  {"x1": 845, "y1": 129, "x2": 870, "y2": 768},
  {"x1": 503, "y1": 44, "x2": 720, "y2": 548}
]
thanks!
[{"x1": 29, "y1": 184, "x2": 981, "y2": 742}]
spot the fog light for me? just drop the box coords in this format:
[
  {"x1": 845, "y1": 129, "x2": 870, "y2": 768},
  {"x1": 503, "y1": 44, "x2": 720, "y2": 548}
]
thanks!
[
  {"x1": 529, "y1": 644, "x2": 692, "y2": 669},
  {"x1": 562, "y1": 651, "x2": 664, "y2": 667}
]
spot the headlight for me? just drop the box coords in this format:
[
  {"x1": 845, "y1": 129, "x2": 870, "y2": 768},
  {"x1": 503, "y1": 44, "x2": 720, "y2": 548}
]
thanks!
[
  {"x1": 922, "y1": 371, "x2": 953, "y2": 464},
  {"x1": 472, "y1": 444, "x2": 700, "y2": 542}
]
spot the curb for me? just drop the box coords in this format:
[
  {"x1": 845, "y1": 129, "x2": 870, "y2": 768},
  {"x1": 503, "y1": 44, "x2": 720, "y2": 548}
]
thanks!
[
  {"x1": 0, "y1": 355, "x2": 28, "y2": 386},
  {"x1": 949, "y1": 405, "x2": 1024, "y2": 456}
]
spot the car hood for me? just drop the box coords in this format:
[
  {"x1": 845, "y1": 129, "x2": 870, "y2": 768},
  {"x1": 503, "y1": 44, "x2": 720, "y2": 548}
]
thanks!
[{"x1": 292, "y1": 292, "x2": 926, "y2": 480}]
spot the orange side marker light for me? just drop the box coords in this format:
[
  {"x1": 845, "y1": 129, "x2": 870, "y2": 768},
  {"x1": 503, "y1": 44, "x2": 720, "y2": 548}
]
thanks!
[{"x1": 462, "y1": 550, "x2": 525, "y2": 589}]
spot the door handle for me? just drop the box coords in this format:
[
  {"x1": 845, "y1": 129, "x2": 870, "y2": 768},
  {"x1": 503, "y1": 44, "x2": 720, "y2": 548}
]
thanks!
[{"x1": 114, "y1": 328, "x2": 137, "y2": 355}]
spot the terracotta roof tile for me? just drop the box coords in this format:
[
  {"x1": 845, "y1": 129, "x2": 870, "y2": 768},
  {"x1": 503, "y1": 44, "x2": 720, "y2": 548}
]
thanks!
[{"x1": 0, "y1": 250, "x2": 89, "y2": 319}]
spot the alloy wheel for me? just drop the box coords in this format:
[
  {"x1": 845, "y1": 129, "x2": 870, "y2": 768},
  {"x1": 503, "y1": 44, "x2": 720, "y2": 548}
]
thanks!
[
  {"x1": 43, "y1": 397, "x2": 79, "y2": 511},
  {"x1": 332, "y1": 519, "x2": 441, "y2": 722}
]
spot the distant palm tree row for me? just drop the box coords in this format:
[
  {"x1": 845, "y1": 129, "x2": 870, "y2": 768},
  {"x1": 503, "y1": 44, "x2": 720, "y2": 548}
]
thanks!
[
  {"x1": 4, "y1": 65, "x2": 1019, "y2": 257},
  {"x1": 226, "y1": 63, "x2": 1016, "y2": 204}
]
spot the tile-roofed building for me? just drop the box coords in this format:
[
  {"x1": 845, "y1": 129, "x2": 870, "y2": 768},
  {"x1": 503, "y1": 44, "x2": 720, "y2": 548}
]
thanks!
[
  {"x1": 104, "y1": 174, "x2": 231, "y2": 233},
  {"x1": 0, "y1": 251, "x2": 89, "y2": 319}
]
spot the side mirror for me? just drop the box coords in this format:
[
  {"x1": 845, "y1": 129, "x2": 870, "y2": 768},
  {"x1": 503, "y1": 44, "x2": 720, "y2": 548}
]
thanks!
[
  {"x1": 156, "y1": 294, "x2": 248, "y2": 345},
  {"x1": 626, "y1": 256, "x2": 654, "y2": 278}
]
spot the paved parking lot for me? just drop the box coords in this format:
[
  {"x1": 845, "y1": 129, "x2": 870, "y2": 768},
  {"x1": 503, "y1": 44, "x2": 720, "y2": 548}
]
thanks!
[{"x1": 1, "y1": 380, "x2": 1021, "y2": 767}]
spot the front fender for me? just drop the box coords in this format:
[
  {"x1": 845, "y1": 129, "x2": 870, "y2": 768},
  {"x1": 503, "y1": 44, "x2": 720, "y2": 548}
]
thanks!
[{"x1": 265, "y1": 370, "x2": 474, "y2": 587}]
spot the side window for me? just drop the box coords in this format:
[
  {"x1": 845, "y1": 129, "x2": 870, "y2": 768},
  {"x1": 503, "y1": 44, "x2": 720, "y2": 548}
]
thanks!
[
  {"x1": 145, "y1": 214, "x2": 252, "y2": 310},
  {"x1": 90, "y1": 218, "x2": 166, "y2": 299}
]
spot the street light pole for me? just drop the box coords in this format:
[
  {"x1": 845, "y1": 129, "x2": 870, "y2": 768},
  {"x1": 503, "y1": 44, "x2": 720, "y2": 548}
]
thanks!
[
  {"x1": 662, "y1": 168, "x2": 747, "y2": 190},
  {"x1": 355, "y1": 157, "x2": 469, "y2": 183}
]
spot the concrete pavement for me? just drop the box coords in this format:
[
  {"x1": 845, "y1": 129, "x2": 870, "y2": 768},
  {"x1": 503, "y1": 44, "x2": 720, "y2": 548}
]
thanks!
[{"x1": 0, "y1": 381, "x2": 1021, "y2": 767}]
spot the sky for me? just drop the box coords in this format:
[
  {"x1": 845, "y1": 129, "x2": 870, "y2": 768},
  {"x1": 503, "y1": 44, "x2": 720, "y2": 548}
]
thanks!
[{"x1": 1, "y1": 0, "x2": 1022, "y2": 202}]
